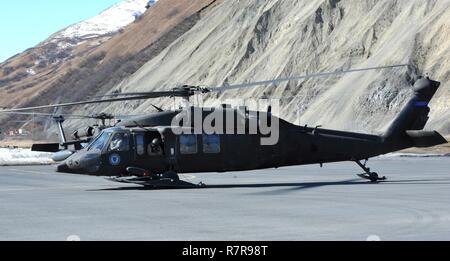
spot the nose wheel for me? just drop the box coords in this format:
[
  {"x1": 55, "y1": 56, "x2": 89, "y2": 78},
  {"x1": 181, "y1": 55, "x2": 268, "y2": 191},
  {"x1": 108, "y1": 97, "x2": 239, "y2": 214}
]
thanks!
[
  {"x1": 108, "y1": 169, "x2": 206, "y2": 189},
  {"x1": 161, "y1": 171, "x2": 180, "y2": 182},
  {"x1": 355, "y1": 160, "x2": 387, "y2": 182}
]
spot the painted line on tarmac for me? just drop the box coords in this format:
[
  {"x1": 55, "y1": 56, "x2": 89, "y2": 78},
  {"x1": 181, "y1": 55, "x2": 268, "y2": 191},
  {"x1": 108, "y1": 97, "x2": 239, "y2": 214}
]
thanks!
[
  {"x1": 7, "y1": 168, "x2": 47, "y2": 175},
  {"x1": 180, "y1": 174, "x2": 196, "y2": 180}
]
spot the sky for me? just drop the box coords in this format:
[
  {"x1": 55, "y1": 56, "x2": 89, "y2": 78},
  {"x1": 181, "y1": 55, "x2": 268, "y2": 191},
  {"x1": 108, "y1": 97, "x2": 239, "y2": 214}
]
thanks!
[{"x1": 0, "y1": 0, "x2": 121, "y2": 63}]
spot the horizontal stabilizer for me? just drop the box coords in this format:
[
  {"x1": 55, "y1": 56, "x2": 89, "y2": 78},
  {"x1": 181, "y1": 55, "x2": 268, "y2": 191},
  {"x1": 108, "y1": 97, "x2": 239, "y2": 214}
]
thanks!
[
  {"x1": 406, "y1": 131, "x2": 448, "y2": 148},
  {"x1": 32, "y1": 143, "x2": 60, "y2": 153}
]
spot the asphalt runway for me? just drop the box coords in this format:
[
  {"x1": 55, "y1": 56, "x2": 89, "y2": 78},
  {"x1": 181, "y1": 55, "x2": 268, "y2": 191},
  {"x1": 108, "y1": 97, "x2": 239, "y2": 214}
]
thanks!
[{"x1": 0, "y1": 156, "x2": 449, "y2": 241}]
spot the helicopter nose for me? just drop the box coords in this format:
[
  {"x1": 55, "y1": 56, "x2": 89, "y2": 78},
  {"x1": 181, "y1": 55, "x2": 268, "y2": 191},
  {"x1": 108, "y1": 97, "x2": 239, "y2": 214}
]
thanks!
[{"x1": 57, "y1": 152, "x2": 101, "y2": 174}]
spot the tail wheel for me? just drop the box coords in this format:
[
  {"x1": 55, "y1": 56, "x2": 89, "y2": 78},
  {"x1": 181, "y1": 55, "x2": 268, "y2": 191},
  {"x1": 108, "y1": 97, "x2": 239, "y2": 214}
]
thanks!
[
  {"x1": 369, "y1": 173, "x2": 379, "y2": 183},
  {"x1": 369, "y1": 172, "x2": 387, "y2": 182}
]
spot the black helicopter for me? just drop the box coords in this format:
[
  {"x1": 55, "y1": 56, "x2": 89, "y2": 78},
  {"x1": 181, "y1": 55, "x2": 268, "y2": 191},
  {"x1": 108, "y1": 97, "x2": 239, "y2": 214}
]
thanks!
[{"x1": 1, "y1": 65, "x2": 447, "y2": 187}]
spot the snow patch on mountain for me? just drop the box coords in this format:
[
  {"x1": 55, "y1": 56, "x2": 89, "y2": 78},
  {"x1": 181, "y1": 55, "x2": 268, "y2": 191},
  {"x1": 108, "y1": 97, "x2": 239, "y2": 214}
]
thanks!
[
  {"x1": 31, "y1": 1, "x2": 158, "y2": 68},
  {"x1": 53, "y1": 0, "x2": 157, "y2": 40}
]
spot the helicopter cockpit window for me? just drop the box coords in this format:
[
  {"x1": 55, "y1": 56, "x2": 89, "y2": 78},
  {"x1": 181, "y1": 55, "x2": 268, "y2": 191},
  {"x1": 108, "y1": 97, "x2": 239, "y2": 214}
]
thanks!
[
  {"x1": 203, "y1": 134, "x2": 220, "y2": 154},
  {"x1": 180, "y1": 135, "x2": 197, "y2": 155},
  {"x1": 88, "y1": 131, "x2": 111, "y2": 151},
  {"x1": 109, "y1": 132, "x2": 130, "y2": 152},
  {"x1": 135, "y1": 134, "x2": 145, "y2": 156}
]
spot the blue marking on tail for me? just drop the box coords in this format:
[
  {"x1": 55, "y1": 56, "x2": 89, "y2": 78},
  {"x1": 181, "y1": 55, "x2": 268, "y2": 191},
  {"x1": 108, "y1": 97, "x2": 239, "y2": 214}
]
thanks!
[{"x1": 415, "y1": 101, "x2": 429, "y2": 107}]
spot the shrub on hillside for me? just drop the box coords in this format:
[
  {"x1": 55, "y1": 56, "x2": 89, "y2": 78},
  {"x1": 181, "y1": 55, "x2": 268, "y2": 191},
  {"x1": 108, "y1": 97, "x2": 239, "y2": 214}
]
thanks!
[
  {"x1": 2, "y1": 67, "x2": 14, "y2": 76},
  {"x1": 0, "y1": 71, "x2": 29, "y2": 88},
  {"x1": 79, "y1": 51, "x2": 107, "y2": 68}
]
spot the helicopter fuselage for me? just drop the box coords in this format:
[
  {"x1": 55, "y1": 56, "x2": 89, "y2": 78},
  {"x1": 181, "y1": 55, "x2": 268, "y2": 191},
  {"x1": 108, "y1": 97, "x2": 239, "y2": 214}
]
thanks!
[
  {"x1": 56, "y1": 116, "x2": 404, "y2": 177},
  {"x1": 54, "y1": 78, "x2": 446, "y2": 180}
]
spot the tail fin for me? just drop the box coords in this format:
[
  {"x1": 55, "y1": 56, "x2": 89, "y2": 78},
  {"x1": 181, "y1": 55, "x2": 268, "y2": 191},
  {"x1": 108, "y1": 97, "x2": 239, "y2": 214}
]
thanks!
[{"x1": 384, "y1": 77, "x2": 441, "y2": 139}]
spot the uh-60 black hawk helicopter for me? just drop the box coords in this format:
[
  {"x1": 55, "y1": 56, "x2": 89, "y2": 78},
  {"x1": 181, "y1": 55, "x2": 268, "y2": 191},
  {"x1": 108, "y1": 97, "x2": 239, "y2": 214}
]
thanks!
[{"x1": 1, "y1": 65, "x2": 447, "y2": 188}]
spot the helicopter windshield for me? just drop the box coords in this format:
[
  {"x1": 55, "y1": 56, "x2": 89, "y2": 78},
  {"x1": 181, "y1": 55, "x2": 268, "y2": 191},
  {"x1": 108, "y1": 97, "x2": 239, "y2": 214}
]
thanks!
[{"x1": 88, "y1": 131, "x2": 112, "y2": 151}]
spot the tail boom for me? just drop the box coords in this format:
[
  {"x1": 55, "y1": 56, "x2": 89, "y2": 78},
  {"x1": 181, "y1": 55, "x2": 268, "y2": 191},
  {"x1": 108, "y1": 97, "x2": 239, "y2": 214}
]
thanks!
[{"x1": 383, "y1": 77, "x2": 447, "y2": 151}]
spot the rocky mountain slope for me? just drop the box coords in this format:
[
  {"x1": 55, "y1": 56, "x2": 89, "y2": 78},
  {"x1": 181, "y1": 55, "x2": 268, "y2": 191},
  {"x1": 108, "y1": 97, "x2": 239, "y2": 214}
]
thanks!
[
  {"x1": 1, "y1": 0, "x2": 449, "y2": 139},
  {"x1": 85, "y1": 0, "x2": 449, "y2": 135}
]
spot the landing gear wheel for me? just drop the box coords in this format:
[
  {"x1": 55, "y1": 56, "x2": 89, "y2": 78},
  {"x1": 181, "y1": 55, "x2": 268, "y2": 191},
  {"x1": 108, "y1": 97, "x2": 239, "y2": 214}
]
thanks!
[
  {"x1": 374, "y1": 173, "x2": 387, "y2": 181},
  {"x1": 162, "y1": 171, "x2": 180, "y2": 182},
  {"x1": 369, "y1": 172, "x2": 379, "y2": 183},
  {"x1": 108, "y1": 171, "x2": 205, "y2": 189}
]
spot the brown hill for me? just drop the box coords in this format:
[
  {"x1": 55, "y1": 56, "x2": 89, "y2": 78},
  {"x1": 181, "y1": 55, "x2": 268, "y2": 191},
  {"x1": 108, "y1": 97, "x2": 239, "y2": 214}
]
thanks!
[{"x1": 0, "y1": 0, "x2": 219, "y2": 131}]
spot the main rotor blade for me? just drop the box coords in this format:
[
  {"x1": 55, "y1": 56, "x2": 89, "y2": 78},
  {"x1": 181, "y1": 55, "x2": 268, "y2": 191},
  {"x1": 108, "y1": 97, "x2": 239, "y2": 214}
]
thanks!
[
  {"x1": 208, "y1": 64, "x2": 409, "y2": 92},
  {"x1": 93, "y1": 92, "x2": 158, "y2": 98},
  {"x1": 92, "y1": 89, "x2": 191, "y2": 98},
  {"x1": 1, "y1": 111, "x2": 93, "y2": 118},
  {"x1": 2, "y1": 111, "x2": 148, "y2": 121},
  {"x1": 0, "y1": 95, "x2": 156, "y2": 113},
  {"x1": 0, "y1": 64, "x2": 409, "y2": 113}
]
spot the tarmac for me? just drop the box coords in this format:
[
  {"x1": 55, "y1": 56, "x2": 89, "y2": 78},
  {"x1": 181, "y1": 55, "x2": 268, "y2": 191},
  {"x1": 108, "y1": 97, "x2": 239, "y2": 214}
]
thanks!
[{"x1": 0, "y1": 156, "x2": 449, "y2": 241}]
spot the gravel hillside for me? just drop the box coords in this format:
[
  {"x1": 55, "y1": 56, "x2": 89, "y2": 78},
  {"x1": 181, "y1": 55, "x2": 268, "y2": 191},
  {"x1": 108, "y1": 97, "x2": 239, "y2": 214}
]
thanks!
[{"x1": 91, "y1": 0, "x2": 449, "y2": 135}]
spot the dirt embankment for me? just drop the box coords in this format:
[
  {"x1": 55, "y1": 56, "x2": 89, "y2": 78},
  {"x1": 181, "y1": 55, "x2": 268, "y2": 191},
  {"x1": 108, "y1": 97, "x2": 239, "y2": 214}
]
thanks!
[
  {"x1": 0, "y1": 139, "x2": 36, "y2": 149},
  {"x1": 400, "y1": 136, "x2": 450, "y2": 155}
]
